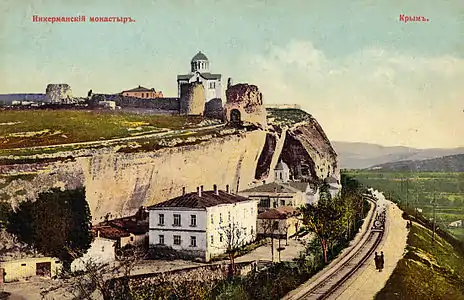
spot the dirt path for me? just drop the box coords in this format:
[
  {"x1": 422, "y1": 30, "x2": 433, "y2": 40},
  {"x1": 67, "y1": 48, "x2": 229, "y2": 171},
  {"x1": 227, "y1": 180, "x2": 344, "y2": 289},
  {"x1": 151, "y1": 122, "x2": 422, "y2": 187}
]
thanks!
[{"x1": 330, "y1": 199, "x2": 408, "y2": 300}]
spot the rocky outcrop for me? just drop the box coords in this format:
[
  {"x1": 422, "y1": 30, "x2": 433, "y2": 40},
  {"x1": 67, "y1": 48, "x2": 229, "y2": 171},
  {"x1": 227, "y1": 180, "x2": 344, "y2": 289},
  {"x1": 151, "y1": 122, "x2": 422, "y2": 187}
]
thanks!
[
  {"x1": 263, "y1": 109, "x2": 339, "y2": 183},
  {"x1": 223, "y1": 84, "x2": 267, "y2": 128}
]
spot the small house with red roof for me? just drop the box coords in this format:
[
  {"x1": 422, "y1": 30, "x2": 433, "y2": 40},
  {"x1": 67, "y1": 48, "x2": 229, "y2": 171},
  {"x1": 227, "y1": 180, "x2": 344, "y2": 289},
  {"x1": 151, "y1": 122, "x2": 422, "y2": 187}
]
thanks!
[{"x1": 257, "y1": 206, "x2": 302, "y2": 240}]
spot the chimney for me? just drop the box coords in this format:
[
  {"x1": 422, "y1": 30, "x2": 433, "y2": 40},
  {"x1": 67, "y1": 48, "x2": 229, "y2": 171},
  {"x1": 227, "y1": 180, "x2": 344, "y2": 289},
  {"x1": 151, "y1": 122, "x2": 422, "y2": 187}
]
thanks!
[
  {"x1": 201, "y1": 185, "x2": 204, "y2": 193},
  {"x1": 213, "y1": 184, "x2": 218, "y2": 195},
  {"x1": 197, "y1": 186, "x2": 202, "y2": 197},
  {"x1": 226, "y1": 184, "x2": 230, "y2": 193},
  {"x1": 182, "y1": 187, "x2": 186, "y2": 195}
]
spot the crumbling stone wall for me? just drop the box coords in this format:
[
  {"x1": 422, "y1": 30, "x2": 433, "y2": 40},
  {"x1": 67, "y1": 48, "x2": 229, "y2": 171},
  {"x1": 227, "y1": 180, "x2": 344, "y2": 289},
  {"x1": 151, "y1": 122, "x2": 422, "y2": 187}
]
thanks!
[
  {"x1": 125, "y1": 261, "x2": 254, "y2": 290},
  {"x1": 115, "y1": 96, "x2": 180, "y2": 111},
  {"x1": 204, "y1": 98, "x2": 223, "y2": 120},
  {"x1": 45, "y1": 84, "x2": 73, "y2": 104},
  {"x1": 180, "y1": 82, "x2": 205, "y2": 115},
  {"x1": 223, "y1": 83, "x2": 267, "y2": 128}
]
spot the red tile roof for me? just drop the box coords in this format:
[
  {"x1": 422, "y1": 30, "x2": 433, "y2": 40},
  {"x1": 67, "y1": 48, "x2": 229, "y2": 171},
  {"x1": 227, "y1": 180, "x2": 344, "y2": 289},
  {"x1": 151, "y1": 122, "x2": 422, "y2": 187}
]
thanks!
[
  {"x1": 148, "y1": 190, "x2": 251, "y2": 209},
  {"x1": 93, "y1": 225, "x2": 130, "y2": 240},
  {"x1": 93, "y1": 211, "x2": 149, "y2": 240}
]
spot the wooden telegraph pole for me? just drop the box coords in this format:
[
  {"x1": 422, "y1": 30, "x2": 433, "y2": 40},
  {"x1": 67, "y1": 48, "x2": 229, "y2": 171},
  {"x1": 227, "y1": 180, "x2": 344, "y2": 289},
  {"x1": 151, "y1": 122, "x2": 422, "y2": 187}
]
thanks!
[
  {"x1": 406, "y1": 178, "x2": 409, "y2": 208},
  {"x1": 432, "y1": 192, "x2": 437, "y2": 245}
]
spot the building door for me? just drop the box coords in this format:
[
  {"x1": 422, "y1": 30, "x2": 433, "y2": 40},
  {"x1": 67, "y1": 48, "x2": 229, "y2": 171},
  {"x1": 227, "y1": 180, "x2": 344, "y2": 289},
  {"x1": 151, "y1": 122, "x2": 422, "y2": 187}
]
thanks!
[{"x1": 36, "y1": 262, "x2": 51, "y2": 277}]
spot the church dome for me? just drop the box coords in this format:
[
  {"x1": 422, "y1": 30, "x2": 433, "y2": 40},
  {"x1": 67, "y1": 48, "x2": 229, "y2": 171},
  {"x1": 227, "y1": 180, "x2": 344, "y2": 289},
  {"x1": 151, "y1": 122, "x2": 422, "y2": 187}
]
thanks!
[
  {"x1": 191, "y1": 51, "x2": 208, "y2": 62},
  {"x1": 275, "y1": 161, "x2": 289, "y2": 171}
]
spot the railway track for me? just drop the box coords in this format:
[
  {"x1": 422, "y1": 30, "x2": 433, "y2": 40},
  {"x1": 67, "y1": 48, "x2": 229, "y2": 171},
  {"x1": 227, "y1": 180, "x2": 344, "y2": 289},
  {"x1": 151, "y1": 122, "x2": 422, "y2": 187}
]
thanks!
[{"x1": 291, "y1": 196, "x2": 386, "y2": 300}]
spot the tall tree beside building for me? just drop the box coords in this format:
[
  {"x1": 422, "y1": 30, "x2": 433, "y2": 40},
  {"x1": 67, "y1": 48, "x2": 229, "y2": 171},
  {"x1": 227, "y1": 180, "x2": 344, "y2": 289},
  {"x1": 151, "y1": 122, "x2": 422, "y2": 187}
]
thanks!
[
  {"x1": 7, "y1": 187, "x2": 92, "y2": 270},
  {"x1": 302, "y1": 183, "x2": 344, "y2": 264},
  {"x1": 218, "y1": 222, "x2": 247, "y2": 277}
]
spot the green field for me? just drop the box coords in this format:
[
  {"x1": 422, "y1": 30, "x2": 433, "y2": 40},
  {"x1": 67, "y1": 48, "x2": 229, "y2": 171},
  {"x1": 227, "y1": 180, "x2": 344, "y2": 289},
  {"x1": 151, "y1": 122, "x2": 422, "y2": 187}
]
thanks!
[
  {"x1": 346, "y1": 171, "x2": 464, "y2": 240},
  {"x1": 0, "y1": 110, "x2": 206, "y2": 149}
]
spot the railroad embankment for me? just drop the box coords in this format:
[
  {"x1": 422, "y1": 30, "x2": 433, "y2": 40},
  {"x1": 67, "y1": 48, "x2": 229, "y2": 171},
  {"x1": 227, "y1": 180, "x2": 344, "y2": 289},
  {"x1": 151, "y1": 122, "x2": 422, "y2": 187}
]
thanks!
[{"x1": 375, "y1": 214, "x2": 464, "y2": 300}]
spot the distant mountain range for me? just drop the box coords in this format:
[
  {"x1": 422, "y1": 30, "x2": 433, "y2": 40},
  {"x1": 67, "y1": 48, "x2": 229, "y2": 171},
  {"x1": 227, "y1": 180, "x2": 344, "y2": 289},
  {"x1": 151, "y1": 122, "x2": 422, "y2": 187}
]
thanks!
[
  {"x1": 332, "y1": 141, "x2": 464, "y2": 169},
  {"x1": 368, "y1": 154, "x2": 464, "y2": 172}
]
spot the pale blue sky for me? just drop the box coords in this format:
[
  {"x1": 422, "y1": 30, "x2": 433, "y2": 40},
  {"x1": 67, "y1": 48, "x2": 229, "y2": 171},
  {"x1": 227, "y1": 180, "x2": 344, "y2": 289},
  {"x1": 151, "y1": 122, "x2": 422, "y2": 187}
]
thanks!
[{"x1": 1, "y1": 0, "x2": 463, "y2": 147}]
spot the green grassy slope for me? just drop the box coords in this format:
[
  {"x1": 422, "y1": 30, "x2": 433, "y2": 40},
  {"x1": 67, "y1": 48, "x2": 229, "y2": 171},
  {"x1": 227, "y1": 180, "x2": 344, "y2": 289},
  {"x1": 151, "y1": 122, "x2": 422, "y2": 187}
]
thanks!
[
  {"x1": 376, "y1": 224, "x2": 464, "y2": 300},
  {"x1": 0, "y1": 110, "x2": 206, "y2": 149}
]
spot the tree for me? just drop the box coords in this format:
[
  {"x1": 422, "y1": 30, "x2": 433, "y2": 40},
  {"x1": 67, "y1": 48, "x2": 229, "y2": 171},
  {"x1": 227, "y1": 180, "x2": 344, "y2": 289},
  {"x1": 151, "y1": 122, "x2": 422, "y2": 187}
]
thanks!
[
  {"x1": 302, "y1": 183, "x2": 344, "y2": 264},
  {"x1": 217, "y1": 222, "x2": 248, "y2": 277},
  {"x1": 261, "y1": 219, "x2": 279, "y2": 262},
  {"x1": 0, "y1": 200, "x2": 12, "y2": 230},
  {"x1": 7, "y1": 187, "x2": 92, "y2": 271}
]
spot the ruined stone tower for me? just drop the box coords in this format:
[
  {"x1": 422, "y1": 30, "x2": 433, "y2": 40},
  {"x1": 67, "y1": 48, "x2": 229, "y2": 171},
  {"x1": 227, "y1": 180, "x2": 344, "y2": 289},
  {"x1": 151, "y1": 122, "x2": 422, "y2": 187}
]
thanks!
[
  {"x1": 179, "y1": 81, "x2": 205, "y2": 115},
  {"x1": 223, "y1": 83, "x2": 267, "y2": 128}
]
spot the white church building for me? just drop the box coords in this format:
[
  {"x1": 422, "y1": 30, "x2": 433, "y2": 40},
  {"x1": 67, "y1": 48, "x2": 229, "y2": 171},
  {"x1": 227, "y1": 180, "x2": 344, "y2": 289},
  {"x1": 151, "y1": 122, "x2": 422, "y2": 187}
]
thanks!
[
  {"x1": 177, "y1": 51, "x2": 222, "y2": 103},
  {"x1": 148, "y1": 185, "x2": 258, "y2": 262}
]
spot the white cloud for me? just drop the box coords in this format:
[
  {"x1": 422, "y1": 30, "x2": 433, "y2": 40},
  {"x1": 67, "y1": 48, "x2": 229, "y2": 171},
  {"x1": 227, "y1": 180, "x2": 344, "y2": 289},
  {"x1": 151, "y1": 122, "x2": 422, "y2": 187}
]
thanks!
[{"x1": 243, "y1": 40, "x2": 464, "y2": 148}]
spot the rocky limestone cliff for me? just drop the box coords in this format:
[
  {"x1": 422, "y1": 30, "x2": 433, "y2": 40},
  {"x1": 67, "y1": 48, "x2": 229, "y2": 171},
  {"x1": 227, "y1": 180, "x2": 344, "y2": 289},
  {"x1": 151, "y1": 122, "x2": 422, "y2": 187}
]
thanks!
[{"x1": 0, "y1": 109, "x2": 338, "y2": 222}]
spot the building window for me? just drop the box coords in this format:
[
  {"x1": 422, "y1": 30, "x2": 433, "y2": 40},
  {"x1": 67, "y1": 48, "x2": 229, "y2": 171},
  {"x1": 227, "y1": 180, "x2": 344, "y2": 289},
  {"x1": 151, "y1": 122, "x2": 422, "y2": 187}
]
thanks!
[
  {"x1": 219, "y1": 233, "x2": 223, "y2": 242},
  {"x1": 211, "y1": 235, "x2": 214, "y2": 244},
  {"x1": 228, "y1": 211, "x2": 231, "y2": 222},
  {"x1": 273, "y1": 221, "x2": 279, "y2": 230},
  {"x1": 251, "y1": 226, "x2": 254, "y2": 235},
  {"x1": 210, "y1": 214, "x2": 214, "y2": 224},
  {"x1": 251, "y1": 207, "x2": 254, "y2": 215},
  {"x1": 173, "y1": 214, "x2": 181, "y2": 226},
  {"x1": 190, "y1": 236, "x2": 197, "y2": 247},
  {"x1": 130, "y1": 236, "x2": 134, "y2": 242},
  {"x1": 159, "y1": 235, "x2": 165, "y2": 245},
  {"x1": 21, "y1": 263, "x2": 26, "y2": 266},
  {"x1": 173, "y1": 235, "x2": 181, "y2": 245},
  {"x1": 219, "y1": 213, "x2": 223, "y2": 224},
  {"x1": 280, "y1": 200, "x2": 285, "y2": 206},
  {"x1": 259, "y1": 199, "x2": 271, "y2": 208},
  {"x1": 210, "y1": 82, "x2": 216, "y2": 89},
  {"x1": 190, "y1": 215, "x2": 197, "y2": 227},
  {"x1": 280, "y1": 173, "x2": 283, "y2": 180},
  {"x1": 158, "y1": 213, "x2": 165, "y2": 226}
]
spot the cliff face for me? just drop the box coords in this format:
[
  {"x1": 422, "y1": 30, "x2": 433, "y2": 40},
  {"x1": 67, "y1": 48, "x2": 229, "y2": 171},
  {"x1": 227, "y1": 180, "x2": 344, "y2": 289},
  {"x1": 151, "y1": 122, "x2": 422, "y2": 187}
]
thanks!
[
  {"x1": 0, "y1": 109, "x2": 338, "y2": 222},
  {"x1": 0, "y1": 130, "x2": 267, "y2": 221}
]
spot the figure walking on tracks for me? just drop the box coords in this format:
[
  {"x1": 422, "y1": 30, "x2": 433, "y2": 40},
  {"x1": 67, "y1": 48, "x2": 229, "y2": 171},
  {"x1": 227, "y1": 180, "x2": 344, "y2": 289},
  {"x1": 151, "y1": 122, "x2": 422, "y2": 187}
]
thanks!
[
  {"x1": 379, "y1": 251, "x2": 385, "y2": 271},
  {"x1": 374, "y1": 252, "x2": 380, "y2": 270}
]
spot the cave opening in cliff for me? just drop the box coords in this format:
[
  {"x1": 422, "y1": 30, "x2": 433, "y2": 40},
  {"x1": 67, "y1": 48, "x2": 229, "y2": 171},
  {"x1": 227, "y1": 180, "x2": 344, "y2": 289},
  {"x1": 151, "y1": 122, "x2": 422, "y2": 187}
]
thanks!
[
  {"x1": 279, "y1": 134, "x2": 317, "y2": 182},
  {"x1": 254, "y1": 133, "x2": 277, "y2": 180}
]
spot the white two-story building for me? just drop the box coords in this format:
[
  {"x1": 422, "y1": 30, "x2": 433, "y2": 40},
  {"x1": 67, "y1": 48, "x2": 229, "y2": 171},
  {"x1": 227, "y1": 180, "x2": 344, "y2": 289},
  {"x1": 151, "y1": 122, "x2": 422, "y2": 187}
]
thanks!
[{"x1": 148, "y1": 185, "x2": 258, "y2": 262}]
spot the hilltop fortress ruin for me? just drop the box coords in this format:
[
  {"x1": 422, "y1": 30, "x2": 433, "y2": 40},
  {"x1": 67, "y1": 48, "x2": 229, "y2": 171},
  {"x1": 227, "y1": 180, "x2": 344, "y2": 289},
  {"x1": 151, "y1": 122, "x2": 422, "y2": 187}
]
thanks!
[{"x1": 0, "y1": 52, "x2": 339, "y2": 222}]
